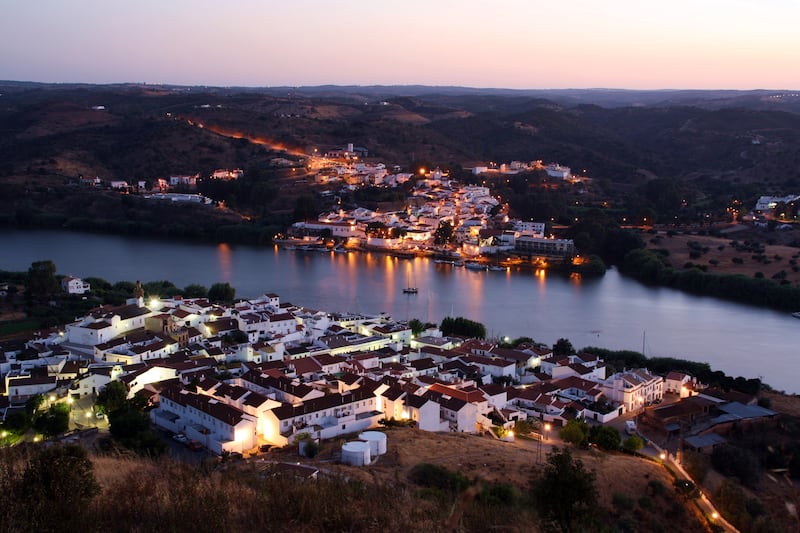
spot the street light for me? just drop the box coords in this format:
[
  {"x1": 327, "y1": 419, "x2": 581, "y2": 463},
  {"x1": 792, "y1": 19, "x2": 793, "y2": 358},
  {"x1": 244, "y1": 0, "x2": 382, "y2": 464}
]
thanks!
[
  {"x1": 544, "y1": 423, "x2": 551, "y2": 441},
  {"x1": 659, "y1": 452, "x2": 666, "y2": 461}
]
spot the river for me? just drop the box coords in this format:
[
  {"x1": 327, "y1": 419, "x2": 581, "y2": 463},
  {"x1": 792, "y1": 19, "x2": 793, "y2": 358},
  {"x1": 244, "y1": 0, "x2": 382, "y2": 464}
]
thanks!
[{"x1": 1, "y1": 229, "x2": 798, "y2": 393}]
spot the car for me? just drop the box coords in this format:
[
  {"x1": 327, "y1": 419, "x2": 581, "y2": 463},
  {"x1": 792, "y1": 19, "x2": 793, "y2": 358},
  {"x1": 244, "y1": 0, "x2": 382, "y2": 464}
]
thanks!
[
  {"x1": 228, "y1": 451, "x2": 243, "y2": 460},
  {"x1": 188, "y1": 440, "x2": 203, "y2": 451},
  {"x1": 259, "y1": 444, "x2": 273, "y2": 453},
  {"x1": 172, "y1": 433, "x2": 188, "y2": 444}
]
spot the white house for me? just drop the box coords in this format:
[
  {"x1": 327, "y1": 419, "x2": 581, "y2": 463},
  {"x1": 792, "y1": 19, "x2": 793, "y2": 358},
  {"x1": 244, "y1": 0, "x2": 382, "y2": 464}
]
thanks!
[
  {"x1": 152, "y1": 386, "x2": 258, "y2": 454},
  {"x1": 263, "y1": 387, "x2": 382, "y2": 445},
  {"x1": 66, "y1": 303, "x2": 152, "y2": 346},
  {"x1": 61, "y1": 276, "x2": 91, "y2": 295},
  {"x1": 403, "y1": 393, "x2": 445, "y2": 431},
  {"x1": 665, "y1": 371, "x2": 695, "y2": 397},
  {"x1": 4, "y1": 371, "x2": 58, "y2": 401}
]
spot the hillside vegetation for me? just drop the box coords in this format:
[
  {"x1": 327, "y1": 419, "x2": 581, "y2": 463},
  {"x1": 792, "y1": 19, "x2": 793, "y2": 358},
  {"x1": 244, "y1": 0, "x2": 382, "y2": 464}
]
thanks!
[{"x1": 0, "y1": 426, "x2": 709, "y2": 532}]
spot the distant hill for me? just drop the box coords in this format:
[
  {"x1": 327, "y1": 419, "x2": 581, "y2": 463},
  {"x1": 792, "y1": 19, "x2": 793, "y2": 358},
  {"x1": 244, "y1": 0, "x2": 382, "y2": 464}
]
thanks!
[{"x1": 1, "y1": 81, "x2": 799, "y2": 224}]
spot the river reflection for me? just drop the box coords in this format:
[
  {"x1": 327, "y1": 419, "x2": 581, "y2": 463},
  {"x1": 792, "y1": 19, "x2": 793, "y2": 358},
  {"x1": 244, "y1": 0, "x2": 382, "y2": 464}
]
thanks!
[{"x1": 1, "y1": 230, "x2": 798, "y2": 393}]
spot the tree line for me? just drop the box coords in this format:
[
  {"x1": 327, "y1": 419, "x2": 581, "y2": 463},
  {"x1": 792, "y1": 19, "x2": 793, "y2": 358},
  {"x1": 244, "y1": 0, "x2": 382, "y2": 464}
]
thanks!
[{"x1": 621, "y1": 248, "x2": 800, "y2": 311}]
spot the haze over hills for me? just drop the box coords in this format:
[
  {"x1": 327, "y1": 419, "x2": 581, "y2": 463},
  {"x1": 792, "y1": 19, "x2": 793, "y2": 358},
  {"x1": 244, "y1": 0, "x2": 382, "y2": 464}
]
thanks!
[{"x1": 3, "y1": 80, "x2": 800, "y2": 109}]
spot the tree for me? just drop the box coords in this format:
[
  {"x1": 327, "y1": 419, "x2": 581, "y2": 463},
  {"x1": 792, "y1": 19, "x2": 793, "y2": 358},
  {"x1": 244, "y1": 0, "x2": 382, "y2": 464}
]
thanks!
[
  {"x1": 222, "y1": 329, "x2": 248, "y2": 345},
  {"x1": 622, "y1": 435, "x2": 644, "y2": 453},
  {"x1": 96, "y1": 380, "x2": 129, "y2": 415},
  {"x1": 208, "y1": 282, "x2": 235, "y2": 303},
  {"x1": 440, "y1": 316, "x2": 486, "y2": 339},
  {"x1": 32, "y1": 404, "x2": 70, "y2": 438},
  {"x1": 711, "y1": 444, "x2": 760, "y2": 487},
  {"x1": 533, "y1": 447, "x2": 598, "y2": 532},
  {"x1": 408, "y1": 318, "x2": 425, "y2": 336},
  {"x1": 553, "y1": 338, "x2": 575, "y2": 356},
  {"x1": 292, "y1": 195, "x2": 319, "y2": 221},
  {"x1": 18, "y1": 444, "x2": 99, "y2": 531},
  {"x1": 109, "y1": 407, "x2": 166, "y2": 457},
  {"x1": 589, "y1": 425, "x2": 621, "y2": 451},
  {"x1": 433, "y1": 220, "x2": 455, "y2": 245},
  {"x1": 183, "y1": 283, "x2": 208, "y2": 298},
  {"x1": 27, "y1": 260, "x2": 58, "y2": 298},
  {"x1": 559, "y1": 419, "x2": 589, "y2": 446},
  {"x1": 25, "y1": 394, "x2": 44, "y2": 415}
]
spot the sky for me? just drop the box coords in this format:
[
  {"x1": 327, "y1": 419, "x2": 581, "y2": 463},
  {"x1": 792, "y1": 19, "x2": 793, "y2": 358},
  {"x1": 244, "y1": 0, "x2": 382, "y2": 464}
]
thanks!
[{"x1": 2, "y1": 0, "x2": 799, "y2": 90}]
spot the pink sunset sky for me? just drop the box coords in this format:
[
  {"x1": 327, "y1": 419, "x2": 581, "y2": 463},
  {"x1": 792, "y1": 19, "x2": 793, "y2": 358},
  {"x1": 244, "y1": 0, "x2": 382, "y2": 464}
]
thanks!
[{"x1": 2, "y1": 0, "x2": 798, "y2": 90}]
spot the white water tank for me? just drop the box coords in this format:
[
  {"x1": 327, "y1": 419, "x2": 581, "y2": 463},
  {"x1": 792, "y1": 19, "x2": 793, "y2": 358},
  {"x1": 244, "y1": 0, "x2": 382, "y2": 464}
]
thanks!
[
  {"x1": 358, "y1": 431, "x2": 388, "y2": 456},
  {"x1": 341, "y1": 440, "x2": 371, "y2": 466}
]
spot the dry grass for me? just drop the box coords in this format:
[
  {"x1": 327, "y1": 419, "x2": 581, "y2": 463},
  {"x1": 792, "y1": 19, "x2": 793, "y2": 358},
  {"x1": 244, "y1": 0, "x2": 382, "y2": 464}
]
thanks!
[
  {"x1": 763, "y1": 391, "x2": 800, "y2": 417},
  {"x1": 81, "y1": 427, "x2": 703, "y2": 532},
  {"x1": 647, "y1": 231, "x2": 800, "y2": 284}
]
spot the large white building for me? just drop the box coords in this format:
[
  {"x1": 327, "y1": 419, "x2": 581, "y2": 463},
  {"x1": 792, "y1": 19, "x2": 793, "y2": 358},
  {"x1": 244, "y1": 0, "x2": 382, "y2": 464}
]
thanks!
[{"x1": 601, "y1": 369, "x2": 664, "y2": 413}]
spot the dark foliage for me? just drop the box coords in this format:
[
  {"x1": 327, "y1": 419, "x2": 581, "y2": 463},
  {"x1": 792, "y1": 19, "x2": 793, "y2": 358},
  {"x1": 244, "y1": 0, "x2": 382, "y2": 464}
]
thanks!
[
  {"x1": 440, "y1": 316, "x2": 486, "y2": 339},
  {"x1": 533, "y1": 447, "x2": 598, "y2": 532}
]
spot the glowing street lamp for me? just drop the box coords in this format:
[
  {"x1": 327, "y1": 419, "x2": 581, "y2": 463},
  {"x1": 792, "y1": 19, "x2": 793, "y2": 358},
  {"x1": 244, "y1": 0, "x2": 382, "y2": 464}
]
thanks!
[{"x1": 544, "y1": 422, "x2": 551, "y2": 441}]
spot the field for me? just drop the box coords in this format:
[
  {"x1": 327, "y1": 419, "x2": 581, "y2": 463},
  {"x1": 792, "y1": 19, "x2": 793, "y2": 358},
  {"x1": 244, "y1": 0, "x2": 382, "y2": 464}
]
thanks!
[{"x1": 646, "y1": 227, "x2": 800, "y2": 285}]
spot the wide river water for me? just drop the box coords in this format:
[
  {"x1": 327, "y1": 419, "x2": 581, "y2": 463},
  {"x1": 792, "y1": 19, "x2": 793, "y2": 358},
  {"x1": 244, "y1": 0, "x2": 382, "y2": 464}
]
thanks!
[{"x1": 1, "y1": 229, "x2": 798, "y2": 392}]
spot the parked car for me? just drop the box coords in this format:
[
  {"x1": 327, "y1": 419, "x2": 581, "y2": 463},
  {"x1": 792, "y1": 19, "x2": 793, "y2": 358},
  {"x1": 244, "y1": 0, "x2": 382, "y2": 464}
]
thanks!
[
  {"x1": 172, "y1": 433, "x2": 188, "y2": 444},
  {"x1": 259, "y1": 444, "x2": 273, "y2": 453},
  {"x1": 188, "y1": 440, "x2": 203, "y2": 451}
]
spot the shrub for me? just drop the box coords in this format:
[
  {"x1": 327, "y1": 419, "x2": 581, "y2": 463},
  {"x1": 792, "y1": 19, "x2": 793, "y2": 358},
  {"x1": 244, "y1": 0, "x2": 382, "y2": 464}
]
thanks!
[
  {"x1": 477, "y1": 483, "x2": 518, "y2": 506},
  {"x1": 589, "y1": 425, "x2": 621, "y2": 451},
  {"x1": 647, "y1": 479, "x2": 666, "y2": 497},
  {"x1": 612, "y1": 492, "x2": 635, "y2": 511},
  {"x1": 408, "y1": 463, "x2": 470, "y2": 493},
  {"x1": 560, "y1": 419, "x2": 589, "y2": 446},
  {"x1": 514, "y1": 419, "x2": 535, "y2": 435},
  {"x1": 711, "y1": 444, "x2": 760, "y2": 487},
  {"x1": 682, "y1": 450, "x2": 710, "y2": 484},
  {"x1": 622, "y1": 435, "x2": 644, "y2": 453}
]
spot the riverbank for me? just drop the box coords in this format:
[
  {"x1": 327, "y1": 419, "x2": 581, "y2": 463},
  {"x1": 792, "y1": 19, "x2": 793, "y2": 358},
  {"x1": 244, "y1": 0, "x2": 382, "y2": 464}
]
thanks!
[{"x1": 2, "y1": 228, "x2": 799, "y2": 392}]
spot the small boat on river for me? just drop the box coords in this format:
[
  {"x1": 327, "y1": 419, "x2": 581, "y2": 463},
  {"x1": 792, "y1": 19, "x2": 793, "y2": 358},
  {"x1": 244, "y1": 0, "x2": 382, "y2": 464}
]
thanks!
[{"x1": 464, "y1": 261, "x2": 487, "y2": 271}]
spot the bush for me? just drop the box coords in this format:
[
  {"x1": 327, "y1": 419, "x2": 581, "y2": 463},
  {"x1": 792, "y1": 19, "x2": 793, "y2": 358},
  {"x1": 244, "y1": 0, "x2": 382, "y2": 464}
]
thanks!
[
  {"x1": 477, "y1": 483, "x2": 518, "y2": 506},
  {"x1": 514, "y1": 419, "x2": 535, "y2": 435},
  {"x1": 682, "y1": 450, "x2": 710, "y2": 484},
  {"x1": 408, "y1": 463, "x2": 470, "y2": 493},
  {"x1": 623, "y1": 435, "x2": 644, "y2": 453},
  {"x1": 711, "y1": 444, "x2": 760, "y2": 487},
  {"x1": 589, "y1": 425, "x2": 621, "y2": 451},
  {"x1": 647, "y1": 479, "x2": 667, "y2": 497},
  {"x1": 560, "y1": 419, "x2": 589, "y2": 446},
  {"x1": 612, "y1": 492, "x2": 635, "y2": 511}
]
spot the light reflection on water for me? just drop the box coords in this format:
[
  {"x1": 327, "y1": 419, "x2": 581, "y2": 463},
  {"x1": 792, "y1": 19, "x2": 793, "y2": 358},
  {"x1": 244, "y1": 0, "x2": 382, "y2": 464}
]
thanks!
[{"x1": 1, "y1": 229, "x2": 798, "y2": 393}]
